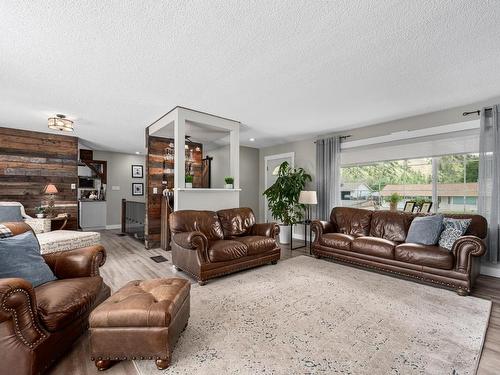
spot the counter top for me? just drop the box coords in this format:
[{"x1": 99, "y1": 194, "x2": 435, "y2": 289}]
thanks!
[{"x1": 79, "y1": 200, "x2": 106, "y2": 202}]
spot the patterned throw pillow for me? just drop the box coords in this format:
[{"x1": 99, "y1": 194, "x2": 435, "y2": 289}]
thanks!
[
  {"x1": 438, "y1": 218, "x2": 472, "y2": 250},
  {"x1": 0, "y1": 224, "x2": 13, "y2": 239}
]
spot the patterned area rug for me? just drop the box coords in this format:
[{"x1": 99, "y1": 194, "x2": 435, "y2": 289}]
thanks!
[{"x1": 134, "y1": 256, "x2": 491, "y2": 375}]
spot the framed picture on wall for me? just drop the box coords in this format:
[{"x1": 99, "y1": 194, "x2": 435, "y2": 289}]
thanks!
[
  {"x1": 132, "y1": 183, "x2": 144, "y2": 196},
  {"x1": 421, "y1": 202, "x2": 433, "y2": 213},
  {"x1": 132, "y1": 165, "x2": 143, "y2": 178},
  {"x1": 403, "y1": 201, "x2": 415, "y2": 212}
]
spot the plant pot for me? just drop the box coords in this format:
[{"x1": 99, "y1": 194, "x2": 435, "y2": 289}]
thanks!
[
  {"x1": 279, "y1": 224, "x2": 291, "y2": 244},
  {"x1": 225, "y1": 184, "x2": 233, "y2": 189},
  {"x1": 185, "y1": 183, "x2": 192, "y2": 188},
  {"x1": 36, "y1": 214, "x2": 44, "y2": 218},
  {"x1": 390, "y1": 202, "x2": 398, "y2": 212}
]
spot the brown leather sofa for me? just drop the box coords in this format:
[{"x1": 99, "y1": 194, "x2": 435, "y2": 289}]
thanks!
[
  {"x1": 0, "y1": 222, "x2": 111, "y2": 375},
  {"x1": 170, "y1": 208, "x2": 280, "y2": 284},
  {"x1": 311, "y1": 207, "x2": 487, "y2": 295}
]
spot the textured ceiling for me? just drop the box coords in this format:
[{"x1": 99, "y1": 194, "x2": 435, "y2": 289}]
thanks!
[{"x1": 1, "y1": 1, "x2": 500, "y2": 153}]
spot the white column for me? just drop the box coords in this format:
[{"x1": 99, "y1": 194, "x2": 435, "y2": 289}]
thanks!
[
  {"x1": 229, "y1": 127, "x2": 240, "y2": 188},
  {"x1": 174, "y1": 109, "x2": 185, "y2": 211}
]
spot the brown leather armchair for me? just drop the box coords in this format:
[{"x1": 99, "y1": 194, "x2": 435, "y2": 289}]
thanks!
[
  {"x1": 312, "y1": 207, "x2": 487, "y2": 295},
  {"x1": 170, "y1": 208, "x2": 280, "y2": 285},
  {"x1": 0, "y1": 222, "x2": 111, "y2": 375}
]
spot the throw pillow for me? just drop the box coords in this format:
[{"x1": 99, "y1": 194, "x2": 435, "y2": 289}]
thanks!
[
  {"x1": 0, "y1": 231, "x2": 57, "y2": 287},
  {"x1": 0, "y1": 205, "x2": 23, "y2": 222},
  {"x1": 405, "y1": 214, "x2": 444, "y2": 245},
  {"x1": 438, "y1": 218, "x2": 472, "y2": 250}
]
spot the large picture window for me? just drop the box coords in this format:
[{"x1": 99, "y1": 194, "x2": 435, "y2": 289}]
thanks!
[{"x1": 341, "y1": 153, "x2": 479, "y2": 213}]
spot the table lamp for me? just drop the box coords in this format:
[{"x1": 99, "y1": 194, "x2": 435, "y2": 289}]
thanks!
[
  {"x1": 43, "y1": 184, "x2": 58, "y2": 217},
  {"x1": 298, "y1": 190, "x2": 317, "y2": 224}
]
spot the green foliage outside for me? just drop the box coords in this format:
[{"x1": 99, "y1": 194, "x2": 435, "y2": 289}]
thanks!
[{"x1": 342, "y1": 155, "x2": 478, "y2": 194}]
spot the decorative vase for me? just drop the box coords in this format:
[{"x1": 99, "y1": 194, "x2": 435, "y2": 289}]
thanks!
[
  {"x1": 225, "y1": 184, "x2": 233, "y2": 189},
  {"x1": 279, "y1": 225, "x2": 291, "y2": 244},
  {"x1": 390, "y1": 202, "x2": 398, "y2": 212},
  {"x1": 185, "y1": 183, "x2": 192, "y2": 188}
]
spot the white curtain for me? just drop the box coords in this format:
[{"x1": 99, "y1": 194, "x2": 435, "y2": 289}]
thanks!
[
  {"x1": 316, "y1": 137, "x2": 341, "y2": 220},
  {"x1": 478, "y1": 105, "x2": 500, "y2": 263}
]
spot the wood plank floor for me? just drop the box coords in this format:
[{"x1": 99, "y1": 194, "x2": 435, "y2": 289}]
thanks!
[{"x1": 49, "y1": 230, "x2": 500, "y2": 375}]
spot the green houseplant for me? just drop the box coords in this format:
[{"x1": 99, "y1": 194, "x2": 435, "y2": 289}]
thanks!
[
  {"x1": 185, "y1": 175, "x2": 193, "y2": 188},
  {"x1": 263, "y1": 161, "x2": 311, "y2": 244},
  {"x1": 385, "y1": 192, "x2": 402, "y2": 211},
  {"x1": 35, "y1": 206, "x2": 45, "y2": 218},
  {"x1": 224, "y1": 176, "x2": 234, "y2": 189}
]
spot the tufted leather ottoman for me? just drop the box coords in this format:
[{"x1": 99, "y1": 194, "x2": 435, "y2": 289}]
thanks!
[{"x1": 89, "y1": 278, "x2": 190, "y2": 370}]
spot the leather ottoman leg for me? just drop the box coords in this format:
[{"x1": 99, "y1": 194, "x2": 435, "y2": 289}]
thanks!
[
  {"x1": 95, "y1": 359, "x2": 115, "y2": 371},
  {"x1": 156, "y1": 358, "x2": 171, "y2": 370}
]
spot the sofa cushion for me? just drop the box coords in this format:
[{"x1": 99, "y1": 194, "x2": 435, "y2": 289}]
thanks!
[
  {"x1": 330, "y1": 207, "x2": 372, "y2": 236},
  {"x1": 170, "y1": 210, "x2": 224, "y2": 241},
  {"x1": 233, "y1": 235, "x2": 276, "y2": 255},
  {"x1": 319, "y1": 233, "x2": 354, "y2": 250},
  {"x1": 351, "y1": 236, "x2": 396, "y2": 259},
  {"x1": 36, "y1": 276, "x2": 103, "y2": 332},
  {"x1": 369, "y1": 211, "x2": 414, "y2": 242},
  {"x1": 405, "y1": 215, "x2": 444, "y2": 245},
  {"x1": 395, "y1": 243, "x2": 454, "y2": 270},
  {"x1": 217, "y1": 208, "x2": 256, "y2": 237},
  {"x1": 208, "y1": 240, "x2": 248, "y2": 262},
  {"x1": 0, "y1": 231, "x2": 57, "y2": 287},
  {"x1": 37, "y1": 230, "x2": 100, "y2": 254}
]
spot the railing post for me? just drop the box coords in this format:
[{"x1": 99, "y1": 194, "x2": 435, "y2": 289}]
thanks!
[{"x1": 121, "y1": 198, "x2": 126, "y2": 234}]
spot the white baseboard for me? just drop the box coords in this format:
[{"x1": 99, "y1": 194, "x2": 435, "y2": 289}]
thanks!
[
  {"x1": 480, "y1": 263, "x2": 500, "y2": 278},
  {"x1": 105, "y1": 224, "x2": 121, "y2": 230}
]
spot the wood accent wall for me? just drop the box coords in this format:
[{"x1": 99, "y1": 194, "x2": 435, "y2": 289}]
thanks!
[
  {"x1": 0, "y1": 127, "x2": 78, "y2": 229},
  {"x1": 145, "y1": 136, "x2": 202, "y2": 248}
]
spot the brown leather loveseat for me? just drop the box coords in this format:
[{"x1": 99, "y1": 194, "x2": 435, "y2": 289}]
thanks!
[
  {"x1": 170, "y1": 208, "x2": 280, "y2": 285},
  {"x1": 0, "y1": 222, "x2": 111, "y2": 374},
  {"x1": 311, "y1": 207, "x2": 487, "y2": 295}
]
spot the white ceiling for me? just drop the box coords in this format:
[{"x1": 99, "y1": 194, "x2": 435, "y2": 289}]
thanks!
[{"x1": 1, "y1": 1, "x2": 500, "y2": 154}]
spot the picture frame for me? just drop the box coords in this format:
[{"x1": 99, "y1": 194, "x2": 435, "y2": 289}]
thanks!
[
  {"x1": 403, "y1": 201, "x2": 415, "y2": 213},
  {"x1": 132, "y1": 165, "x2": 143, "y2": 179},
  {"x1": 132, "y1": 182, "x2": 144, "y2": 196},
  {"x1": 421, "y1": 202, "x2": 433, "y2": 213}
]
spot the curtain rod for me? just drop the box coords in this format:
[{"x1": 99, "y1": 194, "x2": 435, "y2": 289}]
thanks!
[
  {"x1": 314, "y1": 135, "x2": 351, "y2": 144},
  {"x1": 463, "y1": 110, "x2": 480, "y2": 116}
]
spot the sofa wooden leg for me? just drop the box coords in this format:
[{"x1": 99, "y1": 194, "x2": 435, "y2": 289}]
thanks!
[
  {"x1": 271, "y1": 260, "x2": 278, "y2": 265},
  {"x1": 198, "y1": 280, "x2": 206, "y2": 286},
  {"x1": 457, "y1": 288, "x2": 469, "y2": 296},
  {"x1": 155, "y1": 358, "x2": 170, "y2": 370},
  {"x1": 95, "y1": 360, "x2": 114, "y2": 371}
]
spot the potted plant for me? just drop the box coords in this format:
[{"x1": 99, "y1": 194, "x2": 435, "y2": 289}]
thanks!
[
  {"x1": 224, "y1": 176, "x2": 234, "y2": 189},
  {"x1": 35, "y1": 206, "x2": 45, "y2": 218},
  {"x1": 386, "y1": 193, "x2": 402, "y2": 211},
  {"x1": 185, "y1": 175, "x2": 193, "y2": 188},
  {"x1": 263, "y1": 161, "x2": 311, "y2": 244}
]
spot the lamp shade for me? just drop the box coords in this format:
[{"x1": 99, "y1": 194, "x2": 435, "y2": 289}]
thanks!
[
  {"x1": 43, "y1": 184, "x2": 58, "y2": 194},
  {"x1": 298, "y1": 190, "x2": 317, "y2": 205}
]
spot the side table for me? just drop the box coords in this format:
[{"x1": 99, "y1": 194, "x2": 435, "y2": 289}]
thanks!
[
  {"x1": 289, "y1": 220, "x2": 313, "y2": 254},
  {"x1": 26, "y1": 214, "x2": 70, "y2": 234}
]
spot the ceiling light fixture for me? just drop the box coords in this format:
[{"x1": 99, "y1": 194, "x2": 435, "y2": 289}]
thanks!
[
  {"x1": 249, "y1": 138, "x2": 255, "y2": 142},
  {"x1": 48, "y1": 114, "x2": 74, "y2": 132}
]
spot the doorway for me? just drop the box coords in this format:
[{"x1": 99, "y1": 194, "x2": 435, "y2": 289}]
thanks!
[{"x1": 264, "y1": 152, "x2": 294, "y2": 223}]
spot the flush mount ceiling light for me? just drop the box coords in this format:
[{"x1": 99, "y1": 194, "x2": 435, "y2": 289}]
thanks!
[{"x1": 48, "y1": 114, "x2": 74, "y2": 132}]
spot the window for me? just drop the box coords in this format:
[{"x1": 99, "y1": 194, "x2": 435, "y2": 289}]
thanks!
[{"x1": 341, "y1": 153, "x2": 479, "y2": 213}]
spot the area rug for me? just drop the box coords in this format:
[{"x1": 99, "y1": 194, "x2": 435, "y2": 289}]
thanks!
[{"x1": 134, "y1": 256, "x2": 491, "y2": 375}]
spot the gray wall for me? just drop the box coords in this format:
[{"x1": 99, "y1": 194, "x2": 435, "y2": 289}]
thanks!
[
  {"x1": 93, "y1": 151, "x2": 146, "y2": 227},
  {"x1": 208, "y1": 145, "x2": 260, "y2": 217}
]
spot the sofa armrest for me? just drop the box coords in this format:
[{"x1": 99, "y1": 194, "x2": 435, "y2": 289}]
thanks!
[
  {"x1": 452, "y1": 236, "x2": 486, "y2": 273},
  {"x1": 311, "y1": 220, "x2": 334, "y2": 244},
  {"x1": 172, "y1": 232, "x2": 209, "y2": 263},
  {"x1": 42, "y1": 245, "x2": 107, "y2": 279},
  {"x1": 0, "y1": 278, "x2": 48, "y2": 348},
  {"x1": 250, "y1": 223, "x2": 280, "y2": 238}
]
